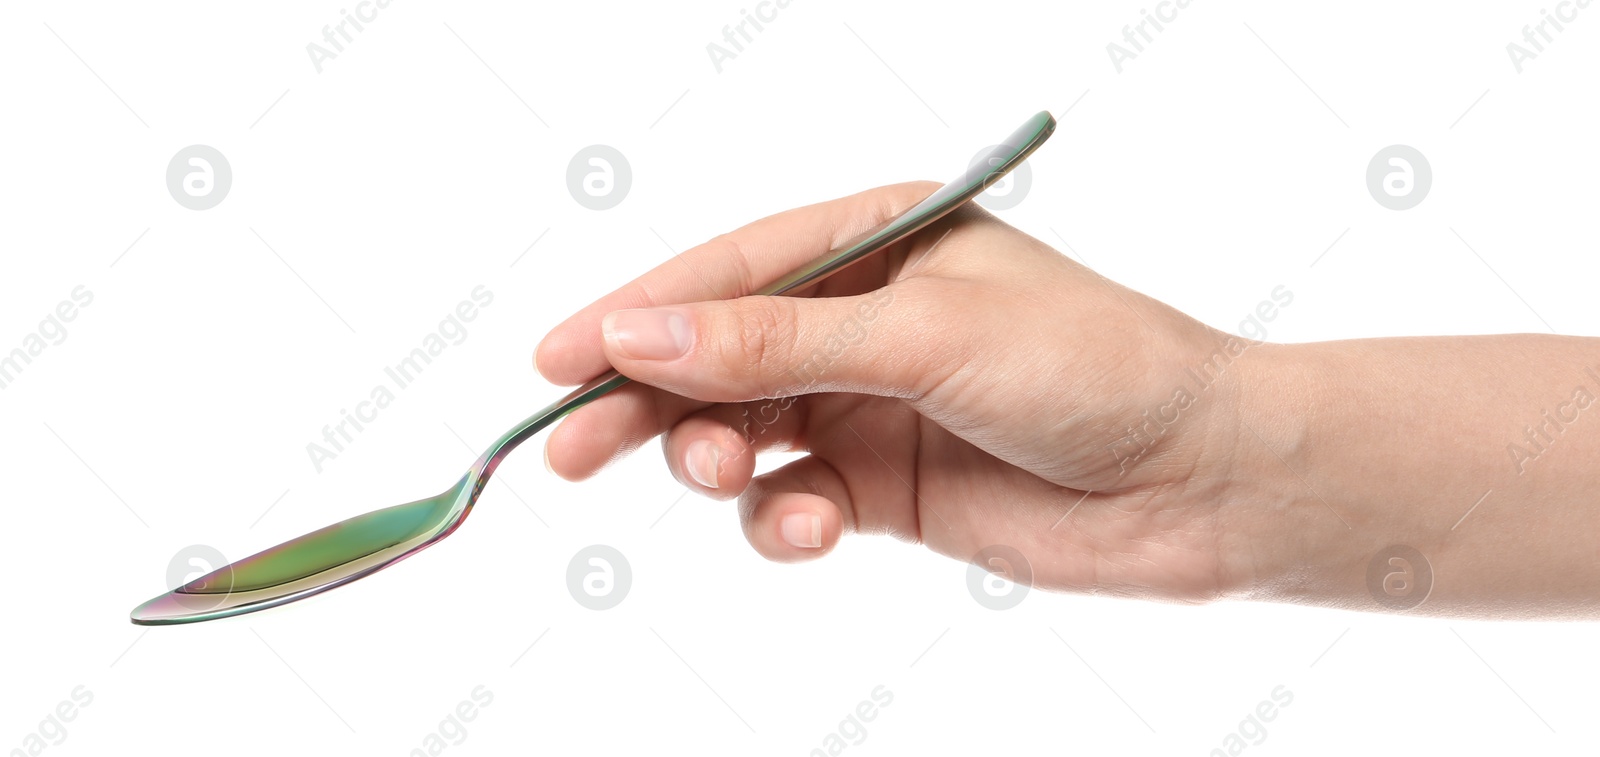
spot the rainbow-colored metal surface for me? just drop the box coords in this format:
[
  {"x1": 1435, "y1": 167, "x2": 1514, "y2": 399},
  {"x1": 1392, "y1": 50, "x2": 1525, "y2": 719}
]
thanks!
[{"x1": 129, "y1": 111, "x2": 1057, "y2": 625}]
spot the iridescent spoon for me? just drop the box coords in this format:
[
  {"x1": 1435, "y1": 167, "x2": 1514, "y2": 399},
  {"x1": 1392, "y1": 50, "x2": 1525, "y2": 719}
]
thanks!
[{"x1": 130, "y1": 111, "x2": 1057, "y2": 625}]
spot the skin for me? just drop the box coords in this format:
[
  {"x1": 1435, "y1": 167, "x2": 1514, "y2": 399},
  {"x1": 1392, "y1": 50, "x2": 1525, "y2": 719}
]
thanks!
[{"x1": 535, "y1": 181, "x2": 1600, "y2": 620}]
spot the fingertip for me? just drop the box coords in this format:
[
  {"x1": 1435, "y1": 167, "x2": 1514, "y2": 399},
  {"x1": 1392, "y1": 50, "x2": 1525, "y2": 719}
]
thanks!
[
  {"x1": 533, "y1": 331, "x2": 564, "y2": 384},
  {"x1": 668, "y1": 425, "x2": 754, "y2": 500},
  {"x1": 542, "y1": 424, "x2": 579, "y2": 482},
  {"x1": 543, "y1": 415, "x2": 605, "y2": 482},
  {"x1": 534, "y1": 326, "x2": 604, "y2": 386},
  {"x1": 744, "y1": 492, "x2": 841, "y2": 563}
]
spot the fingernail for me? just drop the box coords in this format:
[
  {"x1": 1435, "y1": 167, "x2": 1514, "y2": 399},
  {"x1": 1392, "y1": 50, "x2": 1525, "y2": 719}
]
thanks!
[
  {"x1": 780, "y1": 512, "x2": 823, "y2": 549},
  {"x1": 685, "y1": 439, "x2": 722, "y2": 489},
  {"x1": 603, "y1": 308, "x2": 692, "y2": 360}
]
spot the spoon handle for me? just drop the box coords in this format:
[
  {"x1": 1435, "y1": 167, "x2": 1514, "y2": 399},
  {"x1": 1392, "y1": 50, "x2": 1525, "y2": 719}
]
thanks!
[{"x1": 478, "y1": 111, "x2": 1057, "y2": 474}]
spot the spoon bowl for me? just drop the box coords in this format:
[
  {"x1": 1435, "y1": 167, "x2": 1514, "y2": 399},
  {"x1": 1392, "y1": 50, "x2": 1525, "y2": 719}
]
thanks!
[{"x1": 131, "y1": 480, "x2": 469, "y2": 624}]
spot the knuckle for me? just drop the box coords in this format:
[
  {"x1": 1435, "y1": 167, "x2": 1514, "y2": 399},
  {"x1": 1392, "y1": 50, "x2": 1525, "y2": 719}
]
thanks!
[
  {"x1": 706, "y1": 234, "x2": 758, "y2": 297},
  {"x1": 729, "y1": 296, "x2": 797, "y2": 396}
]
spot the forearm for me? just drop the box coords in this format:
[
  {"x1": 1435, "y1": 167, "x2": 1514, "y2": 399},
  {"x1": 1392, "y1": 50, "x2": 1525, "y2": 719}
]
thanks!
[{"x1": 1230, "y1": 336, "x2": 1600, "y2": 618}]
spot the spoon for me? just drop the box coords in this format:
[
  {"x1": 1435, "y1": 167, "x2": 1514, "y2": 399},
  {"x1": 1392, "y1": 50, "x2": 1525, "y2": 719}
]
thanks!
[{"x1": 130, "y1": 111, "x2": 1057, "y2": 625}]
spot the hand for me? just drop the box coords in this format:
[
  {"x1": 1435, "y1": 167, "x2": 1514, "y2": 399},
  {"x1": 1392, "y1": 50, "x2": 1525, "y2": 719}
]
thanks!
[{"x1": 535, "y1": 181, "x2": 1268, "y2": 602}]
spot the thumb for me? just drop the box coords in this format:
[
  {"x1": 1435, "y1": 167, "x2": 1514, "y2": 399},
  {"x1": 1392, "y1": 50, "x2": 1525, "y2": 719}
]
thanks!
[{"x1": 599, "y1": 286, "x2": 947, "y2": 403}]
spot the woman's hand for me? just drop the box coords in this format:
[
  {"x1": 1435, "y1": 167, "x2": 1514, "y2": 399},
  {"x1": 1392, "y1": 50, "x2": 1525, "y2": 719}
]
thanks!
[{"x1": 535, "y1": 181, "x2": 1270, "y2": 603}]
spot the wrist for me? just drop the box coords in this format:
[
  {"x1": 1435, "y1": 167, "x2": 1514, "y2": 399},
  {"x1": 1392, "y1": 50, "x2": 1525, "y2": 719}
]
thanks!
[{"x1": 1210, "y1": 340, "x2": 1361, "y2": 604}]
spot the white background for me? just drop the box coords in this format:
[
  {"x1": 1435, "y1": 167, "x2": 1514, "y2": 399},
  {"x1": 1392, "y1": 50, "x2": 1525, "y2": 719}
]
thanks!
[{"x1": 2, "y1": 1, "x2": 1598, "y2": 755}]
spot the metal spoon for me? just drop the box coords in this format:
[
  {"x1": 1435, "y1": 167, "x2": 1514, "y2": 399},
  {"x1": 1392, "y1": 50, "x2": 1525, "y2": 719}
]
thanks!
[{"x1": 129, "y1": 111, "x2": 1057, "y2": 625}]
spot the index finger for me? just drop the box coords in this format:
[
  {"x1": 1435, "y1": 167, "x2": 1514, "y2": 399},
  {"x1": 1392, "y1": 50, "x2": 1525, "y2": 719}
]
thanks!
[{"x1": 534, "y1": 180, "x2": 940, "y2": 386}]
